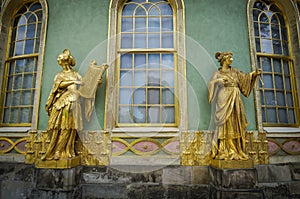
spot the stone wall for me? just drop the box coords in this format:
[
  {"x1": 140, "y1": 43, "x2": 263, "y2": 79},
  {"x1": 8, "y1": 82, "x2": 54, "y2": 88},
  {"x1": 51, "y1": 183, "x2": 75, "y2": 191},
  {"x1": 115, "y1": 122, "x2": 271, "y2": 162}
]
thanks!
[{"x1": 1, "y1": 162, "x2": 300, "y2": 199}]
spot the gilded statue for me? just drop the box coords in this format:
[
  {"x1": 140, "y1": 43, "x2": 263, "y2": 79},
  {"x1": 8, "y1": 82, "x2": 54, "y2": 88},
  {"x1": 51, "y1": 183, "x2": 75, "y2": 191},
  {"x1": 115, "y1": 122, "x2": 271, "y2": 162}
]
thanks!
[
  {"x1": 208, "y1": 51, "x2": 261, "y2": 160},
  {"x1": 41, "y1": 49, "x2": 107, "y2": 161}
]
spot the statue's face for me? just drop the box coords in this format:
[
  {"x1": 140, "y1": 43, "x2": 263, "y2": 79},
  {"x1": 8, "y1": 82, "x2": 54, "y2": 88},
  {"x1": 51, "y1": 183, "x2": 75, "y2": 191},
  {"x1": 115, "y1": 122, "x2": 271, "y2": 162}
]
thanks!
[
  {"x1": 224, "y1": 55, "x2": 233, "y2": 65},
  {"x1": 57, "y1": 54, "x2": 68, "y2": 66}
]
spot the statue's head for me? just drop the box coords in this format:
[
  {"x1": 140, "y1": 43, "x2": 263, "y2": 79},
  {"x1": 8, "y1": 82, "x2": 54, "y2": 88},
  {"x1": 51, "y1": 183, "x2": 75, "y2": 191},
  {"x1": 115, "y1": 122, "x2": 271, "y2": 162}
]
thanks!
[
  {"x1": 215, "y1": 51, "x2": 233, "y2": 66},
  {"x1": 57, "y1": 49, "x2": 76, "y2": 67}
]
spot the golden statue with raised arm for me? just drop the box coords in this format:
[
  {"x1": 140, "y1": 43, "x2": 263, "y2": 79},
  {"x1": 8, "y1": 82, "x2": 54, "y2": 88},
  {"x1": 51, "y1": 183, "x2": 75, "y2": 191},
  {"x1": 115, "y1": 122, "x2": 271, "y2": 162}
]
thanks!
[
  {"x1": 41, "y1": 49, "x2": 108, "y2": 161},
  {"x1": 208, "y1": 51, "x2": 261, "y2": 161}
]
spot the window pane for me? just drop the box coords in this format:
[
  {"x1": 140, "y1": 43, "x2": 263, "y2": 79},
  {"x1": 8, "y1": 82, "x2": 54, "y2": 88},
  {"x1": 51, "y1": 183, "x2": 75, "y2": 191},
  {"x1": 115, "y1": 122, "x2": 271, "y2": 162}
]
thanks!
[
  {"x1": 273, "y1": 59, "x2": 281, "y2": 72},
  {"x1": 260, "y1": 23, "x2": 270, "y2": 38},
  {"x1": 162, "y1": 33, "x2": 173, "y2": 48},
  {"x1": 261, "y1": 57, "x2": 272, "y2": 72},
  {"x1": 121, "y1": 54, "x2": 132, "y2": 69},
  {"x1": 265, "y1": 91, "x2": 275, "y2": 105},
  {"x1": 275, "y1": 75, "x2": 283, "y2": 89},
  {"x1": 158, "y1": 3, "x2": 173, "y2": 15},
  {"x1": 134, "y1": 70, "x2": 146, "y2": 86},
  {"x1": 162, "y1": 54, "x2": 173, "y2": 69},
  {"x1": 133, "y1": 106, "x2": 146, "y2": 123},
  {"x1": 122, "y1": 4, "x2": 136, "y2": 16},
  {"x1": 255, "y1": 38, "x2": 261, "y2": 52},
  {"x1": 27, "y1": 24, "x2": 36, "y2": 38},
  {"x1": 162, "y1": 106, "x2": 175, "y2": 123},
  {"x1": 120, "y1": 70, "x2": 132, "y2": 86},
  {"x1": 134, "y1": 33, "x2": 146, "y2": 48},
  {"x1": 263, "y1": 74, "x2": 273, "y2": 88},
  {"x1": 24, "y1": 58, "x2": 35, "y2": 72},
  {"x1": 122, "y1": 18, "x2": 133, "y2": 32},
  {"x1": 148, "y1": 71, "x2": 160, "y2": 86},
  {"x1": 148, "y1": 18, "x2": 160, "y2": 32},
  {"x1": 148, "y1": 34, "x2": 160, "y2": 48},
  {"x1": 261, "y1": 39, "x2": 272, "y2": 53},
  {"x1": 148, "y1": 106, "x2": 160, "y2": 123},
  {"x1": 135, "y1": 17, "x2": 146, "y2": 32},
  {"x1": 289, "y1": 109, "x2": 295, "y2": 123},
  {"x1": 148, "y1": 88, "x2": 160, "y2": 104},
  {"x1": 13, "y1": 75, "x2": 22, "y2": 89},
  {"x1": 162, "y1": 71, "x2": 174, "y2": 86},
  {"x1": 254, "y1": 22, "x2": 259, "y2": 36},
  {"x1": 21, "y1": 91, "x2": 32, "y2": 105},
  {"x1": 283, "y1": 60, "x2": 289, "y2": 74},
  {"x1": 162, "y1": 18, "x2": 173, "y2": 31},
  {"x1": 134, "y1": 88, "x2": 146, "y2": 104},
  {"x1": 276, "y1": 91, "x2": 285, "y2": 106},
  {"x1": 287, "y1": 93, "x2": 293, "y2": 106},
  {"x1": 23, "y1": 74, "x2": 33, "y2": 88},
  {"x1": 12, "y1": 92, "x2": 21, "y2": 106},
  {"x1": 149, "y1": 6, "x2": 160, "y2": 16},
  {"x1": 266, "y1": 108, "x2": 277, "y2": 123},
  {"x1": 119, "y1": 88, "x2": 132, "y2": 104},
  {"x1": 15, "y1": 41, "x2": 24, "y2": 55},
  {"x1": 134, "y1": 54, "x2": 146, "y2": 68},
  {"x1": 285, "y1": 77, "x2": 291, "y2": 90},
  {"x1": 121, "y1": 34, "x2": 133, "y2": 48},
  {"x1": 17, "y1": 25, "x2": 26, "y2": 40},
  {"x1": 162, "y1": 88, "x2": 174, "y2": 104},
  {"x1": 16, "y1": 59, "x2": 24, "y2": 73},
  {"x1": 271, "y1": 24, "x2": 280, "y2": 39},
  {"x1": 25, "y1": 39, "x2": 34, "y2": 54},
  {"x1": 135, "y1": 6, "x2": 146, "y2": 16},
  {"x1": 9, "y1": 108, "x2": 19, "y2": 123},
  {"x1": 119, "y1": 106, "x2": 132, "y2": 123},
  {"x1": 148, "y1": 54, "x2": 160, "y2": 69},
  {"x1": 20, "y1": 108, "x2": 30, "y2": 123},
  {"x1": 278, "y1": 108, "x2": 288, "y2": 123},
  {"x1": 272, "y1": 40, "x2": 282, "y2": 54}
]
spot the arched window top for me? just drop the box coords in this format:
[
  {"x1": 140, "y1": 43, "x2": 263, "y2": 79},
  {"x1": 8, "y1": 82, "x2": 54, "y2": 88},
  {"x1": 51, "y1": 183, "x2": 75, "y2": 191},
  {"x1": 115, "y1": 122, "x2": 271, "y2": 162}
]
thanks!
[{"x1": 122, "y1": 0, "x2": 173, "y2": 16}]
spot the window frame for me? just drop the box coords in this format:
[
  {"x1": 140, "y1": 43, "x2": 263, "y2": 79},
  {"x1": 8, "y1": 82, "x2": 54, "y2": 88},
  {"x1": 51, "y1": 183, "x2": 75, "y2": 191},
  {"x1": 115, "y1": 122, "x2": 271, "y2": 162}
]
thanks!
[
  {"x1": 105, "y1": 0, "x2": 186, "y2": 131},
  {"x1": 247, "y1": 0, "x2": 300, "y2": 129},
  {"x1": 0, "y1": 0, "x2": 48, "y2": 130}
]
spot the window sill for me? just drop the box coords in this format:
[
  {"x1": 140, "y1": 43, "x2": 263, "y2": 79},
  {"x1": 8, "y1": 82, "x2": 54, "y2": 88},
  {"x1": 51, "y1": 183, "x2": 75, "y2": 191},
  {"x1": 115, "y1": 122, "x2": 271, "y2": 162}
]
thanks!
[
  {"x1": 112, "y1": 127, "x2": 179, "y2": 137},
  {"x1": 0, "y1": 127, "x2": 31, "y2": 137},
  {"x1": 263, "y1": 127, "x2": 300, "y2": 138}
]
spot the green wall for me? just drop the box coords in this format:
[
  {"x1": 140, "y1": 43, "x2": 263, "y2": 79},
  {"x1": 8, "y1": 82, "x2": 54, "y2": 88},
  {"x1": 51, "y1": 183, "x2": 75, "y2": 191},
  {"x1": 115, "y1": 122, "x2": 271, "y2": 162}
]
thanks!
[
  {"x1": 38, "y1": 0, "x2": 258, "y2": 131},
  {"x1": 38, "y1": 0, "x2": 109, "y2": 130},
  {"x1": 185, "y1": 0, "x2": 257, "y2": 130}
]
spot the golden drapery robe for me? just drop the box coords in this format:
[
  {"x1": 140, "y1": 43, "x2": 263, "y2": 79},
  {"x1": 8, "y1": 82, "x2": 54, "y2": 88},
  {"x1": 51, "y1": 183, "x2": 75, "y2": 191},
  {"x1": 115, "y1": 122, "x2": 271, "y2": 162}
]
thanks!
[
  {"x1": 208, "y1": 66, "x2": 257, "y2": 160},
  {"x1": 43, "y1": 70, "x2": 83, "y2": 160}
]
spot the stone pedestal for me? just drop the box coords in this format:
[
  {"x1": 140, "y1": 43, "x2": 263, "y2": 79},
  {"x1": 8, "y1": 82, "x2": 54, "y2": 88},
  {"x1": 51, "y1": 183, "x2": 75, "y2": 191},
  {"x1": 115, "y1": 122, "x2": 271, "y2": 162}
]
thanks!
[
  {"x1": 211, "y1": 159, "x2": 254, "y2": 169},
  {"x1": 35, "y1": 156, "x2": 81, "y2": 169},
  {"x1": 31, "y1": 166, "x2": 82, "y2": 199},
  {"x1": 209, "y1": 166, "x2": 263, "y2": 199}
]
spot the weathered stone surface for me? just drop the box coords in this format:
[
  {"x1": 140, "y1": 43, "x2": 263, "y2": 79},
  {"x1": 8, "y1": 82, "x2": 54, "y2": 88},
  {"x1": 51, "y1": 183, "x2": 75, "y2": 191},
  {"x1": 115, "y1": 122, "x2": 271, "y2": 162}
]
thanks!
[
  {"x1": 192, "y1": 166, "x2": 210, "y2": 184},
  {"x1": 256, "y1": 164, "x2": 292, "y2": 183},
  {"x1": 258, "y1": 183, "x2": 291, "y2": 199},
  {"x1": 210, "y1": 167, "x2": 257, "y2": 189},
  {"x1": 291, "y1": 163, "x2": 300, "y2": 180},
  {"x1": 162, "y1": 166, "x2": 191, "y2": 185},
  {"x1": 210, "y1": 186, "x2": 263, "y2": 199},
  {"x1": 82, "y1": 183, "x2": 127, "y2": 199},
  {"x1": 127, "y1": 183, "x2": 164, "y2": 199},
  {"x1": 35, "y1": 166, "x2": 81, "y2": 190},
  {"x1": 1, "y1": 180, "x2": 33, "y2": 199}
]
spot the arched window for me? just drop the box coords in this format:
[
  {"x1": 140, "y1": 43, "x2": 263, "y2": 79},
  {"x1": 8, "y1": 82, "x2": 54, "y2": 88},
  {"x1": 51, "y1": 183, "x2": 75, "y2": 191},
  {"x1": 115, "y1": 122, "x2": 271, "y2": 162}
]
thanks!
[
  {"x1": 0, "y1": 1, "x2": 47, "y2": 128},
  {"x1": 250, "y1": 0, "x2": 299, "y2": 127},
  {"x1": 106, "y1": 0, "x2": 186, "y2": 130},
  {"x1": 118, "y1": 0, "x2": 175, "y2": 126}
]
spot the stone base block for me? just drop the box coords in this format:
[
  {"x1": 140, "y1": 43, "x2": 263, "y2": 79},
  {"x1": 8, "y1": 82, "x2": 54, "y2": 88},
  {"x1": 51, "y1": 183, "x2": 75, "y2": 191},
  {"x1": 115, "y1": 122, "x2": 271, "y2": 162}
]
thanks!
[
  {"x1": 211, "y1": 159, "x2": 254, "y2": 169},
  {"x1": 35, "y1": 156, "x2": 81, "y2": 169},
  {"x1": 209, "y1": 166, "x2": 257, "y2": 189}
]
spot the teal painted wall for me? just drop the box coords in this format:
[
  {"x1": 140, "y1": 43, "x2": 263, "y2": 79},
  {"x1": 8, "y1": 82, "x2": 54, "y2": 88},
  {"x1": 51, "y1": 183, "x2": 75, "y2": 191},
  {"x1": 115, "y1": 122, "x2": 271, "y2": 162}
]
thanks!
[
  {"x1": 38, "y1": 0, "x2": 258, "y2": 131},
  {"x1": 38, "y1": 0, "x2": 109, "y2": 130},
  {"x1": 185, "y1": 0, "x2": 257, "y2": 130}
]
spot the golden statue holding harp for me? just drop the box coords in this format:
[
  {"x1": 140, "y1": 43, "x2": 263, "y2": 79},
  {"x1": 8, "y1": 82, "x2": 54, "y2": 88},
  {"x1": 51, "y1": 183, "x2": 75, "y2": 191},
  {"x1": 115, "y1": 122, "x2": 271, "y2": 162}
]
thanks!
[{"x1": 42, "y1": 49, "x2": 108, "y2": 161}]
